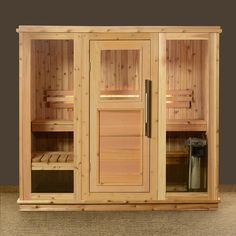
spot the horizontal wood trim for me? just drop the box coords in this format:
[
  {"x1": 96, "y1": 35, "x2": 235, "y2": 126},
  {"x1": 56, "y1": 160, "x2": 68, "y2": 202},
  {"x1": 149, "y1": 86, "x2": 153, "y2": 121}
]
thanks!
[
  {"x1": 18, "y1": 203, "x2": 219, "y2": 211},
  {"x1": 3, "y1": 185, "x2": 235, "y2": 194},
  {"x1": 16, "y1": 26, "x2": 222, "y2": 33},
  {"x1": 30, "y1": 193, "x2": 75, "y2": 200},
  {"x1": 17, "y1": 198, "x2": 219, "y2": 204},
  {"x1": 166, "y1": 33, "x2": 210, "y2": 40}
]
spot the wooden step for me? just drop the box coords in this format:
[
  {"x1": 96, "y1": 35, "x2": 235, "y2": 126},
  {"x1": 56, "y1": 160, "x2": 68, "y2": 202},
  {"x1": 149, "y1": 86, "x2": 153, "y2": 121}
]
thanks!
[
  {"x1": 32, "y1": 120, "x2": 73, "y2": 132},
  {"x1": 166, "y1": 152, "x2": 188, "y2": 165},
  {"x1": 166, "y1": 152, "x2": 188, "y2": 158},
  {"x1": 32, "y1": 152, "x2": 74, "y2": 170},
  {"x1": 167, "y1": 119, "x2": 207, "y2": 131}
]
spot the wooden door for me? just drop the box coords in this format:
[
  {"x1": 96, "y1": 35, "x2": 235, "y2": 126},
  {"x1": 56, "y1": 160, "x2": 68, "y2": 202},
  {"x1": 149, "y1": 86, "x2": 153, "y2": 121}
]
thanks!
[
  {"x1": 158, "y1": 33, "x2": 219, "y2": 201},
  {"x1": 19, "y1": 33, "x2": 82, "y2": 202},
  {"x1": 90, "y1": 40, "x2": 151, "y2": 193}
]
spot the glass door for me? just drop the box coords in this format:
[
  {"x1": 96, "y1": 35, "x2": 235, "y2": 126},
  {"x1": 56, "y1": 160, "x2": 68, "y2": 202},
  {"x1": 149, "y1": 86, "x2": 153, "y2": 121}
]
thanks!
[
  {"x1": 20, "y1": 33, "x2": 81, "y2": 200},
  {"x1": 161, "y1": 33, "x2": 210, "y2": 194},
  {"x1": 31, "y1": 39, "x2": 75, "y2": 194},
  {"x1": 89, "y1": 40, "x2": 151, "y2": 193}
]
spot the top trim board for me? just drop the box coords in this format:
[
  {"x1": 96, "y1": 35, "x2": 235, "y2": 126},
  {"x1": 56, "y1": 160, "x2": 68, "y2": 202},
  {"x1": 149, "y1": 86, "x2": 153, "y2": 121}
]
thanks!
[{"x1": 16, "y1": 25, "x2": 222, "y2": 33}]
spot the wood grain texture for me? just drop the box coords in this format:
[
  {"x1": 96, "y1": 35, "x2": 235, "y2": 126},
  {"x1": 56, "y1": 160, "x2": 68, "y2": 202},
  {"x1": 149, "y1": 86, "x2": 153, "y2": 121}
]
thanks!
[
  {"x1": 73, "y1": 33, "x2": 83, "y2": 201},
  {"x1": 99, "y1": 111, "x2": 142, "y2": 186},
  {"x1": 18, "y1": 28, "x2": 220, "y2": 208},
  {"x1": 21, "y1": 34, "x2": 32, "y2": 199},
  {"x1": 16, "y1": 25, "x2": 222, "y2": 33},
  {"x1": 19, "y1": 33, "x2": 23, "y2": 199},
  {"x1": 150, "y1": 33, "x2": 158, "y2": 200},
  {"x1": 31, "y1": 120, "x2": 73, "y2": 132},
  {"x1": 31, "y1": 40, "x2": 74, "y2": 121},
  {"x1": 208, "y1": 33, "x2": 219, "y2": 200},
  {"x1": 100, "y1": 49, "x2": 140, "y2": 98},
  {"x1": 32, "y1": 132, "x2": 73, "y2": 152},
  {"x1": 166, "y1": 40, "x2": 208, "y2": 121},
  {"x1": 158, "y1": 33, "x2": 167, "y2": 200},
  {"x1": 89, "y1": 39, "x2": 151, "y2": 195},
  {"x1": 18, "y1": 203, "x2": 218, "y2": 211}
]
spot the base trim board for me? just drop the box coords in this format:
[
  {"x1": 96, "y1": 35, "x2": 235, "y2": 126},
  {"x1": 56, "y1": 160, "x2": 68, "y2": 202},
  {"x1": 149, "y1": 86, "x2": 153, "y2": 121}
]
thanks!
[{"x1": 19, "y1": 203, "x2": 218, "y2": 211}]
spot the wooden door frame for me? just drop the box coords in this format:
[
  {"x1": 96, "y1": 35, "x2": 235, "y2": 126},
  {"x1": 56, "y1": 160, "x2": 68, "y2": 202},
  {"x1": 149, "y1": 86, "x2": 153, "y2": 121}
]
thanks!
[
  {"x1": 81, "y1": 33, "x2": 159, "y2": 201},
  {"x1": 19, "y1": 33, "x2": 82, "y2": 201},
  {"x1": 159, "y1": 32, "x2": 219, "y2": 201}
]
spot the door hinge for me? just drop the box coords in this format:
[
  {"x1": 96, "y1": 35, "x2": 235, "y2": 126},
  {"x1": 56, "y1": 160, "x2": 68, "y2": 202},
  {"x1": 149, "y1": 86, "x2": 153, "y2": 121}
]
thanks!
[
  {"x1": 89, "y1": 162, "x2": 91, "y2": 172},
  {"x1": 89, "y1": 61, "x2": 91, "y2": 72}
]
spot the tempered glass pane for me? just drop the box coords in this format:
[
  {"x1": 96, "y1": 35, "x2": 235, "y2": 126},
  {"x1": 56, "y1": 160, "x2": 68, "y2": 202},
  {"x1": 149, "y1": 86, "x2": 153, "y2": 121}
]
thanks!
[
  {"x1": 99, "y1": 110, "x2": 143, "y2": 185},
  {"x1": 32, "y1": 170, "x2": 73, "y2": 193},
  {"x1": 166, "y1": 40, "x2": 208, "y2": 192},
  {"x1": 166, "y1": 131, "x2": 207, "y2": 192},
  {"x1": 31, "y1": 40, "x2": 74, "y2": 121},
  {"x1": 100, "y1": 50, "x2": 140, "y2": 99},
  {"x1": 166, "y1": 40, "x2": 208, "y2": 120}
]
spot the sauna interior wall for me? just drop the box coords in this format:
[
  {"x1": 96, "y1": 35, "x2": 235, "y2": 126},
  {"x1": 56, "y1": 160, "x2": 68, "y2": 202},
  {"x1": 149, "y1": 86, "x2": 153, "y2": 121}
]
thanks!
[
  {"x1": 100, "y1": 49, "x2": 140, "y2": 97},
  {"x1": 31, "y1": 40, "x2": 74, "y2": 121},
  {"x1": 31, "y1": 132, "x2": 73, "y2": 152},
  {"x1": 166, "y1": 40, "x2": 208, "y2": 121}
]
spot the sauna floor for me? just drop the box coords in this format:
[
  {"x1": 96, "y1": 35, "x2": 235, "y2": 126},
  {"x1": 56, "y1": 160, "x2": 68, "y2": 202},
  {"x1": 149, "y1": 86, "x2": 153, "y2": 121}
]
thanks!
[{"x1": 0, "y1": 192, "x2": 236, "y2": 236}]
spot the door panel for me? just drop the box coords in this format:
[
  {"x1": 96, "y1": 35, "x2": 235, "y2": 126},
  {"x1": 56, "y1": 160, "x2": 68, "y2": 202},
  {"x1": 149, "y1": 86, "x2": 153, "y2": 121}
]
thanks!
[
  {"x1": 90, "y1": 40, "x2": 150, "y2": 193},
  {"x1": 99, "y1": 110, "x2": 143, "y2": 186}
]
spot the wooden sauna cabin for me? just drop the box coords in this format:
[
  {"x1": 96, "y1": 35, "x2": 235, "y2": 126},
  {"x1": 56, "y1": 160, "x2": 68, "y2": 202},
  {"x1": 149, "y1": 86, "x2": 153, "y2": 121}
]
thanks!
[{"x1": 17, "y1": 26, "x2": 221, "y2": 211}]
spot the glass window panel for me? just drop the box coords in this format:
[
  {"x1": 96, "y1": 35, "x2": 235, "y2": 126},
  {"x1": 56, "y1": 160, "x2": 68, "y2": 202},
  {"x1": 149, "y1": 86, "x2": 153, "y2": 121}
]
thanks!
[
  {"x1": 100, "y1": 50, "x2": 141, "y2": 100},
  {"x1": 166, "y1": 39, "x2": 208, "y2": 193}
]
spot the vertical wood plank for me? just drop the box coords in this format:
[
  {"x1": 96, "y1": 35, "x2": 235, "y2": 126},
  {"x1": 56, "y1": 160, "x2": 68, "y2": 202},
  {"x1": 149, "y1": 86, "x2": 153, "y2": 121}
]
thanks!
[
  {"x1": 150, "y1": 33, "x2": 159, "y2": 200},
  {"x1": 62, "y1": 40, "x2": 69, "y2": 120},
  {"x1": 68, "y1": 40, "x2": 74, "y2": 120},
  {"x1": 89, "y1": 41, "x2": 100, "y2": 193},
  {"x1": 215, "y1": 34, "x2": 220, "y2": 200},
  {"x1": 202, "y1": 36, "x2": 210, "y2": 126},
  {"x1": 21, "y1": 34, "x2": 32, "y2": 199},
  {"x1": 158, "y1": 33, "x2": 166, "y2": 200},
  {"x1": 141, "y1": 41, "x2": 151, "y2": 193},
  {"x1": 81, "y1": 34, "x2": 90, "y2": 200},
  {"x1": 31, "y1": 40, "x2": 36, "y2": 121},
  {"x1": 74, "y1": 34, "x2": 82, "y2": 201},
  {"x1": 19, "y1": 33, "x2": 24, "y2": 199},
  {"x1": 208, "y1": 33, "x2": 219, "y2": 200}
]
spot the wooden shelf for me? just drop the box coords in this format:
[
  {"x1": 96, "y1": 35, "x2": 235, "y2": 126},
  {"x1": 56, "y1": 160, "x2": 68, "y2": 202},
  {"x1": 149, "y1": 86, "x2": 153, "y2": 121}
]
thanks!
[
  {"x1": 166, "y1": 152, "x2": 188, "y2": 165},
  {"x1": 166, "y1": 152, "x2": 188, "y2": 158},
  {"x1": 32, "y1": 152, "x2": 74, "y2": 170},
  {"x1": 167, "y1": 120, "x2": 207, "y2": 132},
  {"x1": 32, "y1": 120, "x2": 73, "y2": 132}
]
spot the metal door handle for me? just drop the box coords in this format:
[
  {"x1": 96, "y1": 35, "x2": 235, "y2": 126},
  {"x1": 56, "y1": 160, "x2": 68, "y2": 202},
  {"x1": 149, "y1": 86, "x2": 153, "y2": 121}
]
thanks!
[{"x1": 145, "y1": 80, "x2": 151, "y2": 138}]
